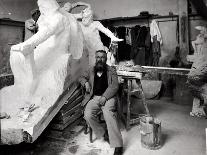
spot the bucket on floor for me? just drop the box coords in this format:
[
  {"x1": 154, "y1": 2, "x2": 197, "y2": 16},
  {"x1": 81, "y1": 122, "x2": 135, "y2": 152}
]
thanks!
[{"x1": 140, "y1": 115, "x2": 161, "y2": 150}]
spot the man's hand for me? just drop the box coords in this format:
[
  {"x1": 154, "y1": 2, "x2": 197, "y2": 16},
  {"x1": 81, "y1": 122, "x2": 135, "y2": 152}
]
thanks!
[
  {"x1": 98, "y1": 96, "x2": 107, "y2": 107},
  {"x1": 84, "y1": 82, "x2": 91, "y2": 93}
]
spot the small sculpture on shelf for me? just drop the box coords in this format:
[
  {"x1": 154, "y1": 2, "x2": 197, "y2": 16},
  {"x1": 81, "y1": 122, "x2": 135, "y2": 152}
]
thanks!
[{"x1": 188, "y1": 26, "x2": 207, "y2": 62}]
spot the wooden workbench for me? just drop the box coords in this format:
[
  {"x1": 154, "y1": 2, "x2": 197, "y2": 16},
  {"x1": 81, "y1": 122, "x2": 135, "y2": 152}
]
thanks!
[{"x1": 116, "y1": 65, "x2": 191, "y2": 130}]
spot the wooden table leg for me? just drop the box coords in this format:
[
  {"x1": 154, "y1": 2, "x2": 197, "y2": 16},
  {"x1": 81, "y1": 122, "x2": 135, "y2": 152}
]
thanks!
[
  {"x1": 126, "y1": 79, "x2": 132, "y2": 130},
  {"x1": 117, "y1": 92, "x2": 125, "y2": 125},
  {"x1": 137, "y1": 80, "x2": 150, "y2": 115}
]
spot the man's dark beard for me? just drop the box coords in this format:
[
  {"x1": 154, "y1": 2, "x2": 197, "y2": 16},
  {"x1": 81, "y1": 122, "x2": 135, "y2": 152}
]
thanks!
[{"x1": 94, "y1": 61, "x2": 107, "y2": 72}]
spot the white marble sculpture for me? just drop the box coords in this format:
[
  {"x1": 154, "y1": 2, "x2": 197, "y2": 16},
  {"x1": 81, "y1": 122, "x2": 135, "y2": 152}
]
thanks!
[
  {"x1": 80, "y1": 7, "x2": 123, "y2": 67},
  {"x1": 73, "y1": 6, "x2": 123, "y2": 67},
  {"x1": 0, "y1": 0, "x2": 84, "y2": 124},
  {"x1": 62, "y1": 2, "x2": 123, "y2": 67}
]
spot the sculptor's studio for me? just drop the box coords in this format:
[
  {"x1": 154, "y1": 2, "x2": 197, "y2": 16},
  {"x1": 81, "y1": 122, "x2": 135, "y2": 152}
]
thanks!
[{"x1": 0, "y1": 0, "x2": 206, "y2": 155}]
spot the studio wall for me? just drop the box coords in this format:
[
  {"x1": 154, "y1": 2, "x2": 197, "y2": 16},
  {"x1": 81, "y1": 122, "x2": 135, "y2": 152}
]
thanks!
[
  {"x1": 59, "y1": 0, "x2": 179, "y2": 20},
  {"x1": 0, "y1": 0, "x2": 206, "y2": 67},
  {"x1": 0, "y1": 0, "x2": 37, "y2": 21}
]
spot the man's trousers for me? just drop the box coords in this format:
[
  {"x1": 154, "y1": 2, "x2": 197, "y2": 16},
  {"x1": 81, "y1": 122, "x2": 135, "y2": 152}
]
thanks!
[{"x1": 84, "y1": 96, "x2": 123, "y2": 147}]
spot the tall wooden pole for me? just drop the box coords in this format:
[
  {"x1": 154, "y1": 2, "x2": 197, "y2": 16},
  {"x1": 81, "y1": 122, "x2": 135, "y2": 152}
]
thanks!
[{"x1": 178, "y1": 0, "x2": 189, "y2": 64}]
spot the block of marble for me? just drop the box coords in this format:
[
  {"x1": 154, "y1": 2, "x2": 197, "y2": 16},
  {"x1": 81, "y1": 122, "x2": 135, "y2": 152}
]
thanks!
[
  {"x1": 0, "y1": 0, "x2": 88, "y2": 145},
  {"x1": 1, "y1": 84, "x2": 70, "y2": 144}
]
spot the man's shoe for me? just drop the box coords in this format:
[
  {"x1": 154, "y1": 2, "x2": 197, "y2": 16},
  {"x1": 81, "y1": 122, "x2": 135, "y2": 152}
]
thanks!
[
  {"x1": 114, "y1": 147, "x2": 123, "y2": 155},
  {"x1": 104, "y1": 131, "x2": 109, "y2": 143}
]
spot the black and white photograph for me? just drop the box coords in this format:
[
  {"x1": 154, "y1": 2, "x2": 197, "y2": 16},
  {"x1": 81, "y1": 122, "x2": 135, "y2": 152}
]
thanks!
[{"x1": 0, "y1": 0, "x2": 206, "y2": 155}]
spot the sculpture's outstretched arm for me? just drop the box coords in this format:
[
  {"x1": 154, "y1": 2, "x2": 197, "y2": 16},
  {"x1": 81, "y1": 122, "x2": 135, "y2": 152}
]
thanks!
[
  {"x1": 11, "y1": 14, "x2": 64, "y2": 55},
  {"x1": 95, "y1": 21, "x2": 123, "y2": 42}
]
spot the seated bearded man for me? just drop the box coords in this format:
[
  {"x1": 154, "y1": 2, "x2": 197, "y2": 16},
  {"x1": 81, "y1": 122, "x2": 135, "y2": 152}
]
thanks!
[{"x1": 79, "y1": 50, "x2": 123, "y2": 155}]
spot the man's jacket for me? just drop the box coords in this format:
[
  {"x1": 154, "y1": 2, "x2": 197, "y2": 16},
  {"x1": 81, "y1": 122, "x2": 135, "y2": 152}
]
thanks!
[{"x1": 79, "y1": 65, "x2": 119, "y2": 106}]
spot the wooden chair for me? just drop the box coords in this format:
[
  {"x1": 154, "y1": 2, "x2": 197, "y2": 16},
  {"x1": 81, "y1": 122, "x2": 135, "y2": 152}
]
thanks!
[{"x1": 84, "y1": 111, "x2": 104, "y2": 143}]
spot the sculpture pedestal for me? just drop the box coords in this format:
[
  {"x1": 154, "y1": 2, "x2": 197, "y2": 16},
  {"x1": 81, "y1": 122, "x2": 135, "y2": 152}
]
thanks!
[{"x1": 190, "y1": 97, "x2": 206, "y2": 117}]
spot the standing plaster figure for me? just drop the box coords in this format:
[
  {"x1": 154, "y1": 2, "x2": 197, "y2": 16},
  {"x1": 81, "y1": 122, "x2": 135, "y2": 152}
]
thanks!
[
  {"x1": 0, "y1": 0, "x2": 84, "y2": 121},
  {"x1": 62, "y1": 2, "x2": 123, "y2": 67},
  {"x1": 78, "y1": 7, "x2": 123, "y2": 67}
]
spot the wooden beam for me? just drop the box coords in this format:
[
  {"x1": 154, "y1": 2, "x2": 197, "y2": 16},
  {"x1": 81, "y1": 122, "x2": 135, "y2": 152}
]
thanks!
[
  {"x1": 0, "y1": 19, "x2": 24, "y2": 27},
  {"x1": 100, "y1": 15, "x2": 178, "y2": 24},
  {"x1": 51, "y1": 112, "x2": 83, "y2": 131},
  {"x1": 178, "y1": 0, "x2": 189, "y2": 64},
  {"x1": 55, "y1": 95, "x2": 84, "y2": 121},
  {"x1": 141, "y1": 66, "x2": 190, "y2": 75}
]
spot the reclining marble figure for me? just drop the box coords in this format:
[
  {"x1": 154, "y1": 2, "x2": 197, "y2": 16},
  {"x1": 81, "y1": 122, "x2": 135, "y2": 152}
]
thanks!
[{"x1": 0, "y1": 0, "x2": 84, "y2": 144}]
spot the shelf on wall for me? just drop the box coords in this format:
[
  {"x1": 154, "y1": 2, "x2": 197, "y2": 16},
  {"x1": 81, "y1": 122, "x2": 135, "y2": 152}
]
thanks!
[
  {"x1": 0, "y1": 18, "x2": 24, "y2": 27},
  {"x1": 188, "y1": 13, "x2": 206, "y2": 20},
  {"x1": 100, "y1": 15, "x2": 179, "y2": 24}
]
